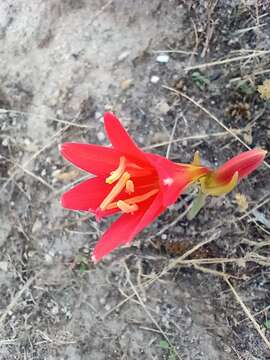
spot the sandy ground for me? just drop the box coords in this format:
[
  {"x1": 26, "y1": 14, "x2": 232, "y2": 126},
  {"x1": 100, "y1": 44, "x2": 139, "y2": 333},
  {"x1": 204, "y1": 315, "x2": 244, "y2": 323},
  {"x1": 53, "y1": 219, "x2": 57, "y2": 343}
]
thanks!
[{"x1": 0, "y1": 1, "x2": 270, "y2": 359}]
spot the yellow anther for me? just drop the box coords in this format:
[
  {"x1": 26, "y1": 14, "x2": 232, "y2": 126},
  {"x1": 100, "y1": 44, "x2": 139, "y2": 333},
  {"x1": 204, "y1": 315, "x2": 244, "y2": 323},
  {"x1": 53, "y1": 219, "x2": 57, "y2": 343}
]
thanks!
[
  {"x1": 106, "y1": 188, "x2": 159, "y2": 210},
  {"x1": 125, "y1": 179, "x2": 135, "y2": 194},
  {"x1": 106, "y1": 156, "x2": 127, "y2": 184},
  {"x1": 99, "y1": 172, "x2": 130, "y2": 211},
  {"x1": 117, "y1": 200, "x2": 138, "y2": 214}
]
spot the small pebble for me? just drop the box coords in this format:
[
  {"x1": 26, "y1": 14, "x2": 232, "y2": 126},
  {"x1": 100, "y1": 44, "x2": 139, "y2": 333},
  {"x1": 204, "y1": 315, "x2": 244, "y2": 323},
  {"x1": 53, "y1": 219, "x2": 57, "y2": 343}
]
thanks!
[
  {"x1": 120, "y1": 79, "x2": 133, "y2": 90},
  {"x1": 0, "y1": 261, "x2": 8, "y2": 272},
  {"x1": 45, "y1": 254, "x2": 53, "y2": 264},
  {"x1": 24, "y1": 138, "x2": 31, "y2": 146},
  {"x1": 32, "y1": 219, "x2": 42, "y2": 233},
  {"x1": 100, "y1": 298, "x2": 106, "y2": 305},
  {"x1": 150, "y1": 75, "x2": 160, "y2": 84},
  {"x1": 97, "y1": 131, "x2": 105, "y2": 142},
  {"x1": 2, "y1": 138, "x2": 9, "y2": 147},
  {"x1": 118, "y1": 51, "x2": 130, "y2": 62},
  {"x1": 156, "y1": 54, "x2": 169, "y2": 63},
  {"x1": 161, "y1": 234, "x2": 167, "y2": 240},
  {"x1": 52, "y1": 169, "x2": 61, "y2": 179},
  {"x1": 51, "y1": 305, "x2": 59, "y2": 315},
  {"x1": 65, "y1": 310, "x2": 72, "y2": 319},
  {"x1": 95, "y1": 112, "x2": 102, "y2": 121},
  {"x1": 158, "y1": 101, "x2": 170, "y2": 114}
]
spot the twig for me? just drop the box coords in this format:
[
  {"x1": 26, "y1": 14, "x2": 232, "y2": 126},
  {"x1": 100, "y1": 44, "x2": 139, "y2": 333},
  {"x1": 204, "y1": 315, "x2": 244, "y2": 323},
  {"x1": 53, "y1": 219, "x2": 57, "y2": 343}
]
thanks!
[
  {"x1": 89, "y1": 0, "x2": 113, "y2": 25},
  {"x1": 103, "y1": 232, "x2": 221, "y2": 319},
  {"x1": 184, "y1": 50, "x2": 270, "y2": 71},
  {"x1": 0, "y1": 274, "x2": 37, "y2": 328},
  {"x1": 225, "y1": 278, "x2": 270, "y2": 350},
  {"x1": 236, "y1": 194, "x2": 270, "y2": 222},
  {"x1": 1, "y1": 155, "x2": 55, "y2": 192},
  {"x1": 148, "y1": 200, "x2": 193, "y2": 242},
  {"x1": 151, "y1": 49, "x2": 197, "y2": 55},
  {"x1": 162, "y1": 86, "x2": 270, "y2": 171},
  {"x1": 0, "y1": 109, "x2": 82, "y2": 195},
  {"x1": 0, "y1": 108, "x2": 93, "y2": 129},
  {"x1": 166, "y1": 116, "x2": 179, "y2": 158},
  {"x1": 163, "y1": 232, "x2": 221, "y2": 274},
  {"x1": 124, "y1": 263, "x2": 182, "y2": 360},
  {"x1": 143, "y1": 130, "x2": 244, "y2": 150},
  {"x1": 229, "y1": 68, "x2": 270, "y2": 83},
  {"x1": 234, "y1": 23, "x2": 266, "y2": 34},
  {"x1": 238, "y1": 305, "x2": 270, "y2": 324}
]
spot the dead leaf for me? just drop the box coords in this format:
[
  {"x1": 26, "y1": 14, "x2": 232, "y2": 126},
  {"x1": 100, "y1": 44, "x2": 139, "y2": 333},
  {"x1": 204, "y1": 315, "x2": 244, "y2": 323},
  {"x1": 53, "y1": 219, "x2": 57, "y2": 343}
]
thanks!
[
  {"x1": 235, "y1": 193, "x2": 249, "y2": 212},
  {"x1": 258, "y1": 79, "x2": 270, "y2": 99},
  {"x1": 243, "y1": 128, "x2": 253, "y2": 145},
  {"x1": 120, "y1": 79, "x2": 133, "y2": 90},
  {"x1": 53, "y1": 169, "x2": 80, "y2": 182}
]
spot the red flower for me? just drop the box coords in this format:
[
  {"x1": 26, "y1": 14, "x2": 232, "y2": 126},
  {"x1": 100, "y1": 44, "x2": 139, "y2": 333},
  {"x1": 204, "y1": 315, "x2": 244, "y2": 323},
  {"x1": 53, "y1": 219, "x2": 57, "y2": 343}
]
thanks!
[
  {"x1": 198, "y1": 149, "x2": 266, "y2": 196},
  {"x1": 59, "y1": 112, "x2": 209, "y2": 261}
]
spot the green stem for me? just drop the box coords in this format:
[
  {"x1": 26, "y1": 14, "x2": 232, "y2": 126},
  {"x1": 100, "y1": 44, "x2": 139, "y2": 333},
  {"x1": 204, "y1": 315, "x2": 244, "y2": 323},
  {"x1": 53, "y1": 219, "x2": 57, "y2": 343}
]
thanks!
[{"x1": 187, "y1": 190, "x2": 207, "y2": 220}]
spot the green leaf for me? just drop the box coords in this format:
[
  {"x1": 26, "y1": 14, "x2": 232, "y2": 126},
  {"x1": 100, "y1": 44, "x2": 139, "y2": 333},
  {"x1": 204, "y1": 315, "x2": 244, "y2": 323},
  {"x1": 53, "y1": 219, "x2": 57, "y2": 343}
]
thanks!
[
  {"x1": 79, "y1": 263, "x2": 87, "y2": 273},
  {"x1": 264, "y1": 319, "x2": 270, "y2": 329},
  {"x1": 236, "y1": 80, "x2": 256, "y2": 95},
  {"x1": 187, "y1": 190, "x2": 207, "y2": 220},
  {"x1": 191, "y1": 71, "x2": 210, "y2": 91},
  {"x1": 168, "y1": 353, "x2": 176, "y2": 360},
  {"x1": 159, "y1": 340, "x2": 170, "y2": 349}
]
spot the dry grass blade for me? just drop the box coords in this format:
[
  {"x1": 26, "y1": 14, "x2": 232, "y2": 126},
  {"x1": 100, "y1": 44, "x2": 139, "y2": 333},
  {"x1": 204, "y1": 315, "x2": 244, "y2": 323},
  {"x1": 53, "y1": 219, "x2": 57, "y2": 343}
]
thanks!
[
  {"x1": 163, "y1": 232, "x2": 221, "y2": 274},
  {"x1": 152, "y1": 49, "x2": 197, "y2": 55},
  {"x1": 123, "y1": 263, "x2": 183, "y2": 360},
  {"x1": 236, "y1": 194, "x2": 270, "y2": 222},
  {"x1": 0, "y1": 108, "x2": 92, "y2": 128},
  {"x1": 225, "y1": 278, "x2": 270, "y2": 351},
  {"x1": 143, "y1": 130, "x2": 244, "y2": 150},
  {"x1": 0, "y1": 274, "x2": 37, "y2": 328},
  {"x1": 239, "y1": 305, "x2": 270, "y2": 324},
  {"x1": 229, "y1": 68, "x2": 270, "y2": 83},
  {"x1": 103, "y1": 233, "x2": 220, "y2": 319},
  {"x1": 148, "y1": 198, "x2": 194, "y2": 242},
  {"x1": 192, "y1": 264, "x2": 233, "y2": 279},
  {"x1": 0, "y1": 110, "x2": 82, "y2": 195},
  {"x1": 1, "y1": 155, "x2": 55, "y2": 192},
  {"x1": 184, "y1": 50, "x2": 270, "y2": 71},
  {"x1": 166, "y1": 115, "x2": 179, "y2": 158},
  {"x1": 89, "y1": 0, "x2": 113, "y2": 25}
]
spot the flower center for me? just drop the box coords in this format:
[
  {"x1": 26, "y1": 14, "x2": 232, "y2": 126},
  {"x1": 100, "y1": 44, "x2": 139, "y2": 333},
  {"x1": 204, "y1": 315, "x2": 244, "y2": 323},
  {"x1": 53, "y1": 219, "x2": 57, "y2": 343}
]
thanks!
[{"x1": 98, "y1": 156, "x2": 159, "y2": 214}]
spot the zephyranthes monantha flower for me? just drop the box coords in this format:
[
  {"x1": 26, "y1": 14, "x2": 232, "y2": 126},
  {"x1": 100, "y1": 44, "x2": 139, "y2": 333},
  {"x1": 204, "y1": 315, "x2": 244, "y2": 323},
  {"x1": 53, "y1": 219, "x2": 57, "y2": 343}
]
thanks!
[{"x1": 59, "y1": 112, "x2": 209, "y2": 261}]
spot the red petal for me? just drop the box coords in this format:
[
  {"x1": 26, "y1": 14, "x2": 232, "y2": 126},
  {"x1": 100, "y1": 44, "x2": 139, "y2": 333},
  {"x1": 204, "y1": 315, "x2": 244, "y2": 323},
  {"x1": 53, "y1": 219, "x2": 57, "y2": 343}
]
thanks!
[
  {"x1": 61, "y1": 176, "x2": 117, "y2": 214},
  {"x1": 216, "y1": 149, "x2": 266, "y2": 183},
  {"x1": 92, "y1": 193, "x2": 164, "y2": 261},
  {"x1": 60, "y1": 143, "x2": 120, "y2": 176},
  {"x1": 146, "y1": 153, "x2": 191, "y2": 207},
  {"x1": 104, "y1": 112, "x2": 150, "y2": 167}
]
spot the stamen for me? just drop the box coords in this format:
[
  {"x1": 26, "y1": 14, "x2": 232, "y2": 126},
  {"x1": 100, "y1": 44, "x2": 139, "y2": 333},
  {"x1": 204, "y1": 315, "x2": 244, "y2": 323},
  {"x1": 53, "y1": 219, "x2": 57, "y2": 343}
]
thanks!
[
  {"x1": 99, "y1": 172, "x2": 130, "y2": 211},
  {"x1": 107, "y1": 188, "x2": 159, "y2": 210},
  {"x1": 106, "y1": 156, "x2": 126, "y2": 184},
  {"x1": 125, "y1": 179, "x2": 135, "y2": 194},
  {"x1": 117, "y1": 200, "x2": 138, "y2": 214}
]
